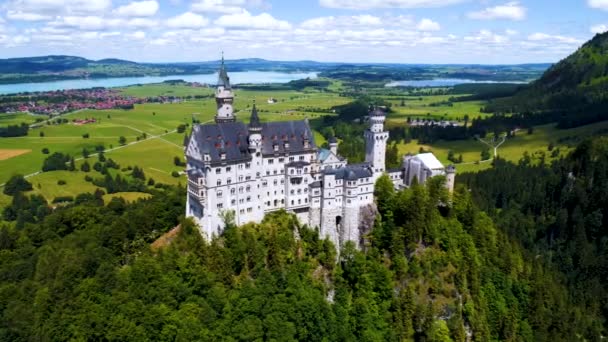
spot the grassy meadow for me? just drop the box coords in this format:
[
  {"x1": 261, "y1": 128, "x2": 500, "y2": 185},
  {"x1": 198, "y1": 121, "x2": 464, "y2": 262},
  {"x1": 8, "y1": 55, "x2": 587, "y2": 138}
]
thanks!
[{"x1": 2, "y1": 81, "x2": 607, "y2": 205}]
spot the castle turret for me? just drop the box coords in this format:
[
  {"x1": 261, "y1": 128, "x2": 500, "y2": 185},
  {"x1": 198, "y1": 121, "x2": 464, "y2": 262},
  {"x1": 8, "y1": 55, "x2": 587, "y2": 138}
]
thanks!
[
  {"x1": 248, "y1": 101, "x2": 262, "y2": 151},
  {"x1": 214, "y1": 53, "x2": 236, "y2": 124},
  {"x1": 329, "y1": 136, "x2": 338, "y2": 155},
  {"x1": 446, "y1": 164, "x2": 456, "y2": 193},
  {"x1": 364, "y1": 107, "x2": 389, "y2": 180}
]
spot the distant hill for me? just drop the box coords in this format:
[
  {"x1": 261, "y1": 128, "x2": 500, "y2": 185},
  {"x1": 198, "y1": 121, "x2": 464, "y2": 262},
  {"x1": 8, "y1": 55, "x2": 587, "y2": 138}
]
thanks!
[
  {"x1": 485, "y1": 32, "x2": 608, "y2": 127},
  {"x1": 0, "y1": 55, "x2": 550, "y2": 85}
]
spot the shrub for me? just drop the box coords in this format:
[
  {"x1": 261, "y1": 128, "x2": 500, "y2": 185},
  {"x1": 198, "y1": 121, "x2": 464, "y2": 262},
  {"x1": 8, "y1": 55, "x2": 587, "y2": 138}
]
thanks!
[
  {"x1": 39, "y1": 131, "x2": 44, "y2": 137},
  {"x1": 57, "y1": 180, "x2": 66, "y2": 185},
  {"x1": 82, "y1": 133, "x2": 90, "y2": 139},
  {"x1": 171, "y1": 171, "x2": 180, "y2": 178},
  {"x1": 41, "y1": 148, "x2": 50, "y2": 154},
  {"x1": 3, "y1": 175, "x2": 33, "y2": 195},
  {"x1": 147, "y1": 178, "x2": 155, "y2": 186},
  {"x1": 42, "y1": 152, "x2": 70, "y2": 172},
  {"x1": 81, "y1": 161, "x2": 91, "y2": 172},
  {"x1": 84, "y1": 175, "x2": 93, "y2": 182},
  {"x1": 52, "y1": 196, "x2": 74, "y2": 203},
  {"x1": 119, "y1": 136, "x2": 127, "y2": 145}
]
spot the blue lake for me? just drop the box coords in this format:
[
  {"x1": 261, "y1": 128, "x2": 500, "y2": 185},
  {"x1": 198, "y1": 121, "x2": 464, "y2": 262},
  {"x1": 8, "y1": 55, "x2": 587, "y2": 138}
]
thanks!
[
  {"x1": 385, "y1": 78, "x2": 527, "y2": 87},
  {"x1": 0, "y1": 71, "x2": 319, "y2": 95}
]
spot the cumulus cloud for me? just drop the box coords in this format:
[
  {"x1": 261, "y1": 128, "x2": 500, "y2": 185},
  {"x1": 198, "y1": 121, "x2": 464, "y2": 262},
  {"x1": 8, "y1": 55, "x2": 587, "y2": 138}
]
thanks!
[
  {"x1": 214, "y1": 10, "x2": 291, "y2": 30},
  {"x1": 588, "y1": 0, "x2": 608, "y2": 11},
  {"x1": 416, "y1": 18, "x2": 440, "y2": 31},
  {"x1": 49, "y1": 16, "x2": 159, "y2": 30},
  {"x1": 527, "y1": 33, "x2": 582, "y2": 44},
  {"x1": 191, "y1": 0, "x2": 246, "y2": 13},
  {"x1": 128, "y1": 31, "x2": 146, "y2": 39},
  {"x1": 300, "y1": 15, "x2": 382, "y2": 29},
  {"x1": 4, "y1": 0, "x2": 112, "y2": 16},
  {"x1": 468, "y1": 2, "x2": 526, "y2": 21},
  {"x1": 6, "y1": 10, "x2": 52, "y2": 21},
  {"x1": 319, "y1": 0, "x2": 464, "y2": 10},
  {"x1": 114, "y1": 1, "x2": 160, "y2": 17},
  {"x1": 166, "y1": 12, "x2": 209, "y2": 28},
  {"x1": 590, "y1": 24, "x2": 608, "y2": 34},
  {"x1": 464, "y1": 29, "x2": 509, "y2": 44}
]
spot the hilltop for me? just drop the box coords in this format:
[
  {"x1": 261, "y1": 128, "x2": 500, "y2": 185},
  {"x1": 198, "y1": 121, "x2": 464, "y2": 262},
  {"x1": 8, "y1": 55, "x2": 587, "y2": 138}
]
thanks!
[{"x1": 485, "y1": 32, "x2": 608, "y2": 127}]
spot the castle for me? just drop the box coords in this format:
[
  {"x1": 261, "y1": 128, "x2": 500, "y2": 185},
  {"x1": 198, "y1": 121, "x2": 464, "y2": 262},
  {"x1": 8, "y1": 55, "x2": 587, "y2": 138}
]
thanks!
[{"x1": 185, "y1": 59, "x2": 455, "y2": 249}]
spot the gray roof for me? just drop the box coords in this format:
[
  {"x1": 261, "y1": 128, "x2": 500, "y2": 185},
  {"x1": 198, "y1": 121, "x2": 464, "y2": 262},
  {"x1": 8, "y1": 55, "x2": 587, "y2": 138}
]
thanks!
[
  {"x1": 218, "y1": 58, "x2": 231, "y2": 89},
  {"x1": 324, "y1": 164, "x2": 372, "y2": 180},
  {"x1": 286, "y1": 161, "x2": 310, "y2": 168},
  {"x1": 260, "y1": 120, "x2": 316, "y2": 155},
  {"x1": 191, "y1": 122, "x2": 251, "y2": 163},
  {"x1": 370, "y1": 107, "x2": 386, "y2": 117},
  {"x1": 310, "y1": 181, "x2": 323, "y2": 188},
  {"x1": 189, "y1": 119, "x2": 316, "y2": 163},
  {"x1": 249, "y1": 103, "x2": 261, "y2": 129}
]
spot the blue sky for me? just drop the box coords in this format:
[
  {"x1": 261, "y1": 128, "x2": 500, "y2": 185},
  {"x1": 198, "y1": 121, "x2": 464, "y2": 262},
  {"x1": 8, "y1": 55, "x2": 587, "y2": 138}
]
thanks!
[{"x1": 0, "y1": 0, "x2": 606, "y2": 64}]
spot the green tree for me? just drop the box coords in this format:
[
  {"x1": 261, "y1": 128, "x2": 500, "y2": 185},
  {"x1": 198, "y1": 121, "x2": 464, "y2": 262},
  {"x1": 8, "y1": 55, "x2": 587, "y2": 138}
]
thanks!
[
  {"x1": 3, "y1": 174, "x2": 33, "y2": 195},
  {"x1": 119, "y1": 136, "x2": 127, "y2": 145}
]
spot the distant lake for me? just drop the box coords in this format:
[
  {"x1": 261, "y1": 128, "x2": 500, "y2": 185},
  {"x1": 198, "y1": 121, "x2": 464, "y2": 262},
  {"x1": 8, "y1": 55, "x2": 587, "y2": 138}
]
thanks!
[
  {"x1": 0, "y1": 71, "x2": 319, "y2": 95},
  {"x1": 385, "y1": 78, "x2": 527, "y2": 87}
]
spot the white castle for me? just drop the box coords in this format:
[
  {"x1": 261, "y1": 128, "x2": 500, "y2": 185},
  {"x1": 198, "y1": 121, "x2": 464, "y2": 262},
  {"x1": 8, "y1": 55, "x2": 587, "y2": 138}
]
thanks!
[{"x1": 185, "y1": 59, "x2": 455, "y2": 249}]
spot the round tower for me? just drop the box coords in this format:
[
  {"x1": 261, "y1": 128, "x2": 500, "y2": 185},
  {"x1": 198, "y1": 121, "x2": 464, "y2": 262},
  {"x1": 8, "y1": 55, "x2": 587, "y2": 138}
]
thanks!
[
  {"x1": 215, "y1": 53, "x2": 236, "y2": 124},
  {"x1": 364, "y1": 107, "x2": 389, "y2": 179},
  {"x1": 446, "y1": 164, "x2": 456, "y2": 193}
]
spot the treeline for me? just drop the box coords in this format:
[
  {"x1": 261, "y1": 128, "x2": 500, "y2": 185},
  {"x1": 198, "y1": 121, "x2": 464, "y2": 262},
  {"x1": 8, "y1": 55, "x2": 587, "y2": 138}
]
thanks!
[
  {"x1": 0, "y1": 176, "x2": 602, "y2": 340},
  {"x1": 0, "y1": 122, "x2": 28, "y2": 137},
  {"x1": 458, "y1": 137, "x2": 608, "y2": 328}
]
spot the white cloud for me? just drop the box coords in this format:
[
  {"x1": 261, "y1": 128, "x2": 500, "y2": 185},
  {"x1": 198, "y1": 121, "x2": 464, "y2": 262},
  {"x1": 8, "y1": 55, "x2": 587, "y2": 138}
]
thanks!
[
  {"x1": 416, "y1": 18, "x2": 440, "y2": 31},
  {"x1": 6, "y1": 10, "x2": 52, "y2": 21},
  {"x1": 214, "y1": 10, "x2": 291, "y2": 30},
  {"x1": 114, "y1": 1, "x2": 160, "y2": 17},
  {"x1": 505, "y1": 29, "x2": 518, "y2": 35},
  {"x1": 319, "y1": 0, "x2": 464, "y2": 9},
  {"x1": 468, "y1": 2, "x2": 526, "y2": 21},
  {"x1": 527, "y1": 32, "x2": 582, "y2": 44},
  {"x1": 590, "y1": 24, "x2": 608, "y2": 33},
  {"x1": 4, "y1": 0, "x2": 112, "y2": 16},
  {"x1": 166, "y1": 12, "x2": 209, "y2": 28},
  {"x1": 464, "y1": 29, "x2": 509, "y2": 44},
  {"x1": 301, "y1": 15, "x2": 382, "y2": 29},
  {"x1": 49, "y1": 16, "x2": 159, "y2": 30},
  {"x1": 588, "y1": 0, "x2": 608, "y2": 11},
  {"x1": 128, "y1": 31, "x2": 146, "y2": 39},
  {"x1": 191, "y1": 0, "x2": 246, "y2": 13}
]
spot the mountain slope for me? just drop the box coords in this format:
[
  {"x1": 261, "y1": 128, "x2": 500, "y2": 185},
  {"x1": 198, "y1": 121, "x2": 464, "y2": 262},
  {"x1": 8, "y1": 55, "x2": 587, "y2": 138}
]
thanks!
[{"x1": 485, "y1": 32, "x2": 608, "y2": 127}]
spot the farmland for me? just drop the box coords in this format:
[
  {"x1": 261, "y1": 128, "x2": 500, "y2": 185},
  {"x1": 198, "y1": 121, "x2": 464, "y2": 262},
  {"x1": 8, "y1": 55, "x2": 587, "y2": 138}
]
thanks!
[{"x1": 1, "y1": 81, "x2": 607, "y2": 205}]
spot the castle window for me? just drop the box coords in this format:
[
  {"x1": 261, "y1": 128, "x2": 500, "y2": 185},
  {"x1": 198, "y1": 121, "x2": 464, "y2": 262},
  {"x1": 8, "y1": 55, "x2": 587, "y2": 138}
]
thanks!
[
  {"x1": 217, "y1": 203, "x2": 223, "y2": 209},
  {"x1": 217, "y1": 180, "x2": 222, "y2": 186},
  {"x1": 231, "y1": 199, "x2": 236, "y2": 205},
  {"x1": 246, "y1": 163, "x2": 251, "y2": 169},
  {"x1": 218, "y1": 191, "x2": 223, "y2": 198},
  {"x1": 279, "y1": 158, "x2": 284, "y2": 162},
  {"x1": 239, "y1": 187, "x2": 243, "y2": 193},
  {"x1": 290, "y1": 190, "x2": 294, "y2": 195},
  {"x1": 280, "y1": 179, "x2": 284, "y2": 184},
  {"x1": 262, "y1": 181, "x2": 268, "y2": 187},
  {"x1": 268, "y1": 159, "x2": 274, "y2": 164},
  {"x1": 246, "y1": 186, "x2": 251, "y2": 192},
  {"x1": 226, "y1": 166, "x2": 231, "y2": 172},
  {"x1": 298, "y1": 199, "x2": 301, "y2": 204},
  {"x1": 227, "y1": 178, "x2": 232, "y2": 184},
  {"x1": 215, "y1": 168, "x2": 221, "y2": 174},
  {"x1": 247, "y1": 196, "x2": 251, "y2": 202},
  {"x1": 289, "y1": 156, "x2": 295, "y2": 161},
  {"x1": 239, "y1": 176, "x2": 243, "y2": 182},
  {"x1": 273, "y1": 180, "x2": 278, "y2": 186},
  {"x1": 299, "y1": 156, "x2": 304, "y2": 161},
  {"x1": 304, "y1": 168, "x2": 308, "y2": 173},
  {"x1": 305, "y1": 198, "x2": 308, "y2": 203},
  {"x1": 273, "y1": 170, "x2": 277, "y2": 175},
  {"x1": 240, "y1": 209, "x2": 244, "y2": 214},
  {"x1": 247, "y1": 208, "x2": 252, "y2": 213},
  {"x1": 266, "y1": 171, "x2": 270, "y2": 176},
  {"x1": 291, "y1": 200, "x2": 294, "y2": 205}
]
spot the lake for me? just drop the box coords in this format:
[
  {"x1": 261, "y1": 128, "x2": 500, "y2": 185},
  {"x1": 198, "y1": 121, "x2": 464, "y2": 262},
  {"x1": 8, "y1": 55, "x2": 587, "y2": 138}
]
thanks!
[
  {"x1": 0, "y1": 71, "x2": 319, "y2": 95},
  {"x1": 385, "y1": 78, "x2": 527, "y2": 87}
]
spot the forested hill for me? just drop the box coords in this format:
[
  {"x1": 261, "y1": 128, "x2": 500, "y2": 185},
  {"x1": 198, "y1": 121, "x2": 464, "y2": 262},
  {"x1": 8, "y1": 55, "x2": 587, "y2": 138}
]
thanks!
[
  {"x1": 484, "y1": 32, "x2": 608, "y2": 127},
  {"x1": 0, "y1": 165, "x2": 604, "y2": 339},
  {"x1": 459, "y1": 137, "x2": 608, "y2": 331}
]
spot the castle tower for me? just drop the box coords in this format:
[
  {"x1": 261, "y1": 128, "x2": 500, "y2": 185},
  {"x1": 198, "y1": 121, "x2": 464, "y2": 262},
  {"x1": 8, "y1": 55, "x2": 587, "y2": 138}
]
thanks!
[
  {"x1": 329, "y1": 136, "x2": 338, "y2": 155},
  {"x1": 446, "y1": 164, "x2": 456, "y2": 193},
  {"x1": 364, "y1": 107, "x2": 389, "y2": 180},
  {"x1": 214, "y1": 53, "x2": 236, "y2": 124}
]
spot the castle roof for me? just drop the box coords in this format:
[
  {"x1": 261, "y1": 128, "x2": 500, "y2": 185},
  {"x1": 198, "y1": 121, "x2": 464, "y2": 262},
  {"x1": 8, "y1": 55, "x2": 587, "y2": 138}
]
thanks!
[
  {"x1": 323, "y1": 164, "x2": 372, "y2": 180},
  {"x1": 249, "y1": 102, "x2": 261, "y2": 130},
  {"x1": 217, "y1": 56, "x2": 231, "y2": 89},
  {"x1": 188, "y1": 119, "x2": 317, "y2": 164},
  {"x1": 415, "y1": 153, "x2": 444, "y2": 170}
]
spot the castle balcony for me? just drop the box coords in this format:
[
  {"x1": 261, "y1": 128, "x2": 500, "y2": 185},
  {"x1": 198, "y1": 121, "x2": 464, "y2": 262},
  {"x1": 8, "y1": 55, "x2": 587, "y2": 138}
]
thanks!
[
  {"x1": 188, "y1": 173, "x2": 206, "y2": 188},
  {"x1": 188, "y1": 187, "x2": 205, "y2": 202}
]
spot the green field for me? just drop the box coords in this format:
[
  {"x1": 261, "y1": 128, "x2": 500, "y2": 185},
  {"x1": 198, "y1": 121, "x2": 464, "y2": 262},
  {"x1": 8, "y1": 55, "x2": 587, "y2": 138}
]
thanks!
[
  {"x1": 383, "y1": 95, "x2": 487, "y2": 123},
  {"x1": 0, "y1": 112, "x2": 48, "y2": 126},
  {"x1": 3, "y1": 81, "x2": 607, "y2": 205}
]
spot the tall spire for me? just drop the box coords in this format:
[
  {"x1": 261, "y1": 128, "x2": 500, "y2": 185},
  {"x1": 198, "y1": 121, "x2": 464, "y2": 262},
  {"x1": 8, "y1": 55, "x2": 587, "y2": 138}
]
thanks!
[
  {"x1": 218, "y1": 51, "x2": 231, "y2": 89},
  {"x1": 249, "y1": 100, "x2": 262, "y2": 130}
]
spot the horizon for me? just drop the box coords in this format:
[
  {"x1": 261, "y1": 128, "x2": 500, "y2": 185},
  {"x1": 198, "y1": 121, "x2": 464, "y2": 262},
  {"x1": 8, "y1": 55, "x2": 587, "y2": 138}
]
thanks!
[
  {"x1": 0, "y1": 0, "x2": 605, "y2": 64},
  {"x1": 0, "y1": 54, "x2": 557, "y2": 66}
]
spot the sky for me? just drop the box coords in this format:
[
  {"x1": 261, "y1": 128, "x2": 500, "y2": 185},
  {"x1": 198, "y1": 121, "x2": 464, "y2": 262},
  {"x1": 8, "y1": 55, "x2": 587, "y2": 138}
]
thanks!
[{"x1": 0, "y1": 0, "x2": 607, "y2": 64}]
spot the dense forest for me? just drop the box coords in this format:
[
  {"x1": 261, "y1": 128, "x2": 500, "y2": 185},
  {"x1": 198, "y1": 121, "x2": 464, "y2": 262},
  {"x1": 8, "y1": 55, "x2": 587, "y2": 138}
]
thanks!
[
  {"x1": 459, "y1": 137, "x2": 608, "y2": 329},
  {"x1": 0, "y1": 154, "x2": 604, "y2": 340}
]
